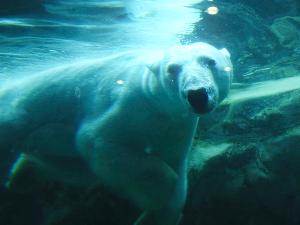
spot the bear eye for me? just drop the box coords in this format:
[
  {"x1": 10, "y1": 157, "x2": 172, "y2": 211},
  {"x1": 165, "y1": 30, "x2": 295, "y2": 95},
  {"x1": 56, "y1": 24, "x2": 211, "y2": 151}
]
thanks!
[
  {"x1": 167, "y1": 64, "x2": 182, "y2": 75},
  {"x1": 198, "y1": 57, "x2": 216, "y2": 68}
]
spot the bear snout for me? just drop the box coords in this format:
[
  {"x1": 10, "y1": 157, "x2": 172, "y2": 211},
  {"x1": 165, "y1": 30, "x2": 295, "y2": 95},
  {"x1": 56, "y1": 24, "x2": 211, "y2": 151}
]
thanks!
[{"x1": 186, "y1": 87, "x2": 215, "y2": 114}]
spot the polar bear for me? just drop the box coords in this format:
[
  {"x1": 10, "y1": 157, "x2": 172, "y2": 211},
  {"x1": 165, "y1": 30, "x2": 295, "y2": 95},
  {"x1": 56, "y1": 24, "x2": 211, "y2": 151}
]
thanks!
[{"x1": 0, "y1": 42, "x2": 232, "y2": 225}]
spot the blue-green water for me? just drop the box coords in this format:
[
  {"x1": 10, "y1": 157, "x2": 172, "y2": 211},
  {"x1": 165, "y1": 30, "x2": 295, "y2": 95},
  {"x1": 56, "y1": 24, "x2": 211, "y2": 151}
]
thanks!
[{"x1": 0, "y1": 1, "x2": 300, "y2": 225}]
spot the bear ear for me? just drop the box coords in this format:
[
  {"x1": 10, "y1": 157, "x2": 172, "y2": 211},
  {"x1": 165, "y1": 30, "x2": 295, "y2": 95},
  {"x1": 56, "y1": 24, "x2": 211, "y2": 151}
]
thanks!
[{"x1": 220, "y1": 48, "x2": 231, "y2": 58}]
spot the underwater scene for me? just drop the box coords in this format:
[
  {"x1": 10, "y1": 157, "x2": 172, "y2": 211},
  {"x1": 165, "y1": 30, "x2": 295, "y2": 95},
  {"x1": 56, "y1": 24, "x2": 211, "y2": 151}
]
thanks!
[{"x1": 1, "y1": 0, "x2": 300, "y2": 225}]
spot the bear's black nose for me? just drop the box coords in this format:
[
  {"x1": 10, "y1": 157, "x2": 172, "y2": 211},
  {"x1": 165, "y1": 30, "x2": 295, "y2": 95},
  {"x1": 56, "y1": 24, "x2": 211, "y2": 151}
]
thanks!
[{"x1": 187, "y1": 88, "x2": 212, "y2": 114}]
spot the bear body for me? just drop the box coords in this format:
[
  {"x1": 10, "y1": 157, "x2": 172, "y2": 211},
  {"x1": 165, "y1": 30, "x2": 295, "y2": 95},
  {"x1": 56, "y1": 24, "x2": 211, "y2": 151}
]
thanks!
[{"x1": 0, "y1": 43, "x2": 232, "y2": 225}]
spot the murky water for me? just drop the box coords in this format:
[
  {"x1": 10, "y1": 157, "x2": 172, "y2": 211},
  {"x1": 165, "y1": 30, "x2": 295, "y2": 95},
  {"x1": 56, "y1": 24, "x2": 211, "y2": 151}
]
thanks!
[{"x1": 1, "y1": 1, "x2": 300, "y2": 225}]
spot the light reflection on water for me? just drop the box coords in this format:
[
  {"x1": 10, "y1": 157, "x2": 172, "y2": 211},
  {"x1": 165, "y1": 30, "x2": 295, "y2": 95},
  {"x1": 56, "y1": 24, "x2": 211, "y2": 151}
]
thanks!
[{"x1": 0, "y1": 0, "x2": 203, "y2": 78}]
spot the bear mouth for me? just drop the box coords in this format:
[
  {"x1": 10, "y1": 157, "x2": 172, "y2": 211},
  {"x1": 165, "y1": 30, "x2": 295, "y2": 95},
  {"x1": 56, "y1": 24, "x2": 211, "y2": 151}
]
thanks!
[{"x1": 187, "y1": 88, "x2": 214, "y2": 114}]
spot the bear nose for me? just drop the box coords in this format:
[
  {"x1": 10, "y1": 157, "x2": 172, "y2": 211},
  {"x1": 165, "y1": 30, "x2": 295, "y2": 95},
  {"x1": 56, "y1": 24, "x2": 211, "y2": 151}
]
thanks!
[{"x1": 187, "y1": 88, "x2": 212, "y2": 114}]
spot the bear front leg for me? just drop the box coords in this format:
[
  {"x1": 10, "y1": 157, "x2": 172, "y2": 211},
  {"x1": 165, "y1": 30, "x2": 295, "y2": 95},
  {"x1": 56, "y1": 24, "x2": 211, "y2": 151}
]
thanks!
[{"x1": 88, "y1": 143, "x2": 184, "y2": 225}]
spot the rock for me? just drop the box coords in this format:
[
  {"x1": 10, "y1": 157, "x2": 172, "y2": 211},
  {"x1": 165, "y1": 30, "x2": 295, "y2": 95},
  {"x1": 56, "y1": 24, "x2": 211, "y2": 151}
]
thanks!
[
  {"x1": 218, "y1": 0, "x2": 300, "y2": 20},
  {"x1": 271, "y1": 16, "x2": 300, "y2": 50},
  {"x1": 185, "y1": 134, "x2": 300, "y2": 225}
]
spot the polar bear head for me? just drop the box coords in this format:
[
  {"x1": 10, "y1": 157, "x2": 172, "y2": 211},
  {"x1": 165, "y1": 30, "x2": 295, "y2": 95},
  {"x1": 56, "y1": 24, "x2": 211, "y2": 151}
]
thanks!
[{"x1": 149, "y1": 42, "x2": 233, "y2": 114}]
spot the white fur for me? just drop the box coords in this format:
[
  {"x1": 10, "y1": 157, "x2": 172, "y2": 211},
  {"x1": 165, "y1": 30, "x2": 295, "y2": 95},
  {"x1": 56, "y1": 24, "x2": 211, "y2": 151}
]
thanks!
[{"x1": 0, "y1": 42, "x2": 232, "y2": 225}]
